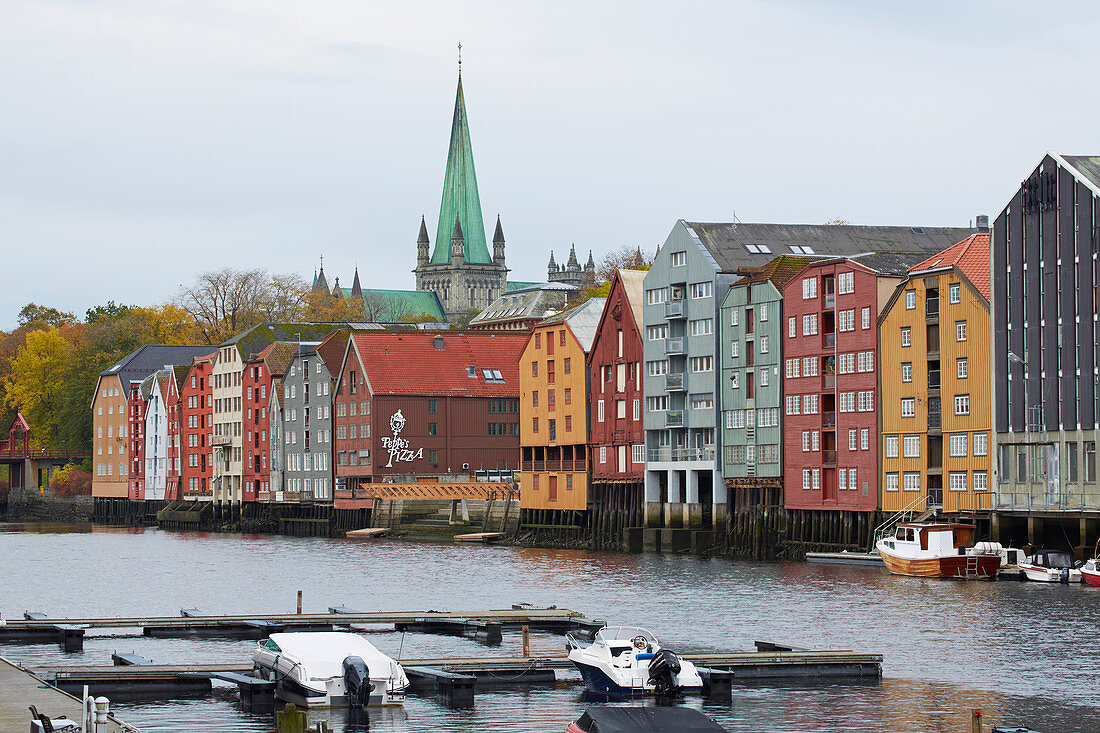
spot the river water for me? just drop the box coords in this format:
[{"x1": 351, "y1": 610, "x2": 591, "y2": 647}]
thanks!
[{"x1": 1, "y1": 522, "x2": 1096, "y2": 733}]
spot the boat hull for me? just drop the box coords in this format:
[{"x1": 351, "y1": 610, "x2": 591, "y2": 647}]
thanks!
[
  {"x1": 570, "y1": 659, "x2": 702, "y2": 698},
  {"x1": 1018, "y1": 564, "x2": 1082, "y2": 583},
  {"x1": 253, "y1": 661, "x2": 404, "y2": 708},
  {"x1": 879, "y1": 550, "x2": 1000, "y2": 579},
  {"x1": 1082, "y1": 568, "x2": 1100, "y2": 586}
]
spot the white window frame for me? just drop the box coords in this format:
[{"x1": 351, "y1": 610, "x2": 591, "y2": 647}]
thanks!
[{"x1": 885, "y1": 435, "x2": 899, "y2": 458}]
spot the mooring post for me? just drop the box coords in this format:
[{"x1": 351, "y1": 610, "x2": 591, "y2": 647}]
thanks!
[
  {"x1": 971, "y1": 709, "x2": 982, "y2": 733},
  {"x1": 276, "y1": 703, "x2": 308, "y2": 733},
  {"x1": 297, "y1": 590, "x2": 302, "y2": 615},
  {"x1": 522, "y1": 625, "x2": 530, "y2": 656}
]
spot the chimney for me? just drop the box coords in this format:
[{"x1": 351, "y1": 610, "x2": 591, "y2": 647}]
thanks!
[{"x1": 975, "y1": 214, "x2": 989, "y2": 232}]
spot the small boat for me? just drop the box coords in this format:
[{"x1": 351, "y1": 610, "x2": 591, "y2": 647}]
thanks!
[
  {"x1": 1018, "y1": 549, "x2": 1082, "y2": 583},
  {"x1": 566, "y1": 706, "x2": 729, "y2": 733},
  {"x1": 1082, "y1": 541, "x2": 1100, "y2": 586},
  {"x1": 567, "y1": 626, "x2": 702, "y2": 697},
  {"x1": 252, "y1": 632, "x2": 408, "y2": 707},
  {"x1": 876, "y1": 523, "x2": 1002, "y2": 579}
]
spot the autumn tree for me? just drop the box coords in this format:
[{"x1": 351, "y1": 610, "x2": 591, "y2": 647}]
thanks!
[
  {"x1": 18, "y1": 303, "x2": 77, "y2": 329},
  {"x1": 4, "y1": 327, "x2": 72, "y2": 447},
  {"x1": 177, "y1": 267, "x2": 272, "y2": 344}
]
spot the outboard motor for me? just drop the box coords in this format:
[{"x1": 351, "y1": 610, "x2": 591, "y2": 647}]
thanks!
[
  {"x1": 1060, "y1": 567, "x2": 1071, "y2": 584},
  {"x1": 342, "y1": 655, "x2": 372, "y2": 707},
  {"x1": 647, "y1": 648, "x2": 684, "y2": 698}
]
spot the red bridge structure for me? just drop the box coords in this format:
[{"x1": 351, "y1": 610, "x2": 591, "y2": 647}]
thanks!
[{"x1": 0, "y1": 412, "x2": 91, "y2": 499}]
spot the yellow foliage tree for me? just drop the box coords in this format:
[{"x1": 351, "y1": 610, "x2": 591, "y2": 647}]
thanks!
[{"x1": 4, "y1": 327, "x2": 71, "y2": 447}]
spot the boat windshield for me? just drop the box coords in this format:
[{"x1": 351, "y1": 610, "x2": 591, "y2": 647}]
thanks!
[
  {"x1": 1040, "y1": 551, "x2": 1074, "y2": 568},
  {"x1": 595, "y1": 626, "x2": 657, "y2": 645}
]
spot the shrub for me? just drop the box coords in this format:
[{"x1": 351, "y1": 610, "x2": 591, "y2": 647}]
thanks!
[{"x1": 50, "y1": 463, "x2": 92, "y2": 497}]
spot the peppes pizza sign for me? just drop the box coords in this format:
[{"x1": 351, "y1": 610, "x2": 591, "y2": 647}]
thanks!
[{"x1": 382, "y1": 409, "x2": 423, "y2": 467}]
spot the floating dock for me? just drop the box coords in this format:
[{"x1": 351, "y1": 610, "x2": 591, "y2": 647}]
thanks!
[
  {"x1": 32, "y1": 642, "x2": 882, "y2": 708},
  {"x1": 804, "y1": 551, "x2": 884, "y2": 566},
  {"x1": 1, "y1": 655, "x2": 130, "y2": 732},
  {"x1": 0, "y1": 607, "x2": 605, "y2": 650}
]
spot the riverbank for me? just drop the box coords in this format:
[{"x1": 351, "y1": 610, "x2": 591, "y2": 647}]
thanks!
[{"x1": 1, "y1": 492, "x2": 93, "y2": 523}]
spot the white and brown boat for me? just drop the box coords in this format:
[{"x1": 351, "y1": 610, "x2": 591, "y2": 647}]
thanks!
[{"x1": 876, "y1": 522, "x2": 1002, "y2": 579}]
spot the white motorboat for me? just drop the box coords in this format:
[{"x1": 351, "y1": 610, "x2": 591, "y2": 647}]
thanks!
[
  {"x1": 252, "y1": 632, "x2": 408, "y2": 707},
  {"x1": 566, "y1": 626, "x2": 703, "y2": 697},
  {"x1": 1017, "y1": 549, "x2": 1082, "y2": 583}
]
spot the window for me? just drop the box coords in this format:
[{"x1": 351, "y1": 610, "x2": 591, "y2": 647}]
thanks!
[
  {"x1": 901, "y1": 398, "x2": 915, "y2": 418},
  {"x1": 633, "y1": 399, "x2": 640, "y2": 420},
  {"x1": 954, "y1": 394, "x2": 970, "y2": 415},
  {"x1": 949, "y1": 282, "x2": 960, "y2": 304},
  {"x1": 957, "y1": 357, "x2": 968, "y2": 379},
  {"x1": 839, "y1": 469, "x2": 847, "y2": 490},
  {"x1": 903, "y1": 434, "x2": 920, "y2": 458},
  {"x1": 597, "y1": 400, "x2": 604, "y2": 422},
  {"x1": 690, "y1": 393, "x2": 714, "y2": 410},
  {"x1": 950, "y1": 433, "x2": 967, "y2": 457},
  {"x1": 901, "y1": 327, "x2": 911, "y2": 347},
  {"x1": 857, "y1": 391, "x2": 874, "y2": 412},
  {"x1": 802, "y1": 277, "x2": 817, "y2": 299},
  {"x1": 647, "y1": 360, "x2": 668, "y2": 376},
  {"x1": 731, "y1": 341, "x2": 739, "y2": 358},
  {"x1": 973, "y1": 472, "x2": 987, "y2": 491},
  {"x1": 428, "y1": 422, "x2": 438, "y2": 436},
  {"x1": 803, "y1": 469, "x2": 811, "y2": 490},
  {"x1": 600, "y1": 446, "x2": 607, "y2": 464},
  {"x1": 565, "y1": 415, "x2": 573, "y2": 432},
  {"x1": 812, "y1": 431, "x2": 820, "y2": 451},
  {"x1": 532, "y1": 391, "x2": 539, "y2": 407},
  {"x1": 730, "y1": 372, "x2": 739, "y2": 389},
  {"x1": 759, "y1": 303, "x2": 768, "y2": 321},
  {"x1": 905, "y1": 290, "x2": 916, "y2": 310},
  {"x1": 956, "y1": 320, "x2": 967, "y2": 342},
  {"x1": 903, "y1": 472, "x2": 921, "y2": 492},
  {"x1": 785, "y1": 359, "x2": 800, "y2": 378},
  {"x1": 532, "y1": 417, "x2": 539, "y2": 433},
  {"x1": 838, "y1": 392, "x2": 855, "y2": 412},
  {"x1": 802, "y1": 314, "x2": 818, "y2": 335},
  {"x1": 670, "y1": 251, "x2": 686, "y2": 266},
  {"x1": 785, "y1": 396, "x2": 801, "y2": 415},
  {"x1": 838, "y1": 309, "x2": 855, "y2": 331},
  {"x1": 647, "y1": 396, "x2": 668, "y2": 412},
  {"x1": 564, "y1": 388, "x2": 572, "y2": 405},
  {"x1": 838, "y1": 271, "x2": 854, "y2": 294},
  {"x1": 531, "y1": 361, "x2": 538, "y2": 377},
  {"x1": 861, "y1": 429, "x2": 869, "y2": 450},
  {"x1": 885, "y1": 435, "x2": 899, "y2": 458},
  {"x1": 788, "y1": 317, "x2": 796, "y2": 338},
  {"x1": 759, "y1": 369, "x2": 769, "y2": 387},
  {"x1": 759, "y1": 336, "x2": 769, "y2": 354},
  {"x1": 1085, "y1": 442, "x2": 1096, "y2": 482},
  {"x1": 848, "y1": 468, "x2": 857, "y2": 491},
  {"x1": 690, "y1": 356, "x2": 713, "y2": 372},
  {"x1": 803, "y1": 394, "x2": 818, "y2": 414},
  {"x1": 886, "y1": 473, "x2": 899, "y2": 492},
  {"x1": 848, "y1": 430, "x2": 858, "y2": 451},
  {"x1": 974, "y1": 432, "x2": 988, "y2": 457},
  {"x1": 427, "y1": 399, "x2": 438, "y2": 414},
  {"x1": 949, "y1": 472, "x2": 967, "y2": 492},
  {"x1": 647, "y1": 325, "x2": 668, "y2": 341},
  {"x1": 564, "y1": 358, "x2": 571, "y2": 374},
  {"x1": 813, "y1": 469, "x2": 821, "y2": 490},
  {"x1": 689, "y1": 282, "x2": 712, "y2": 298},
  {"x1": 689, "y1": 318, "x2": 713, "y2": 336},
  {"x1": 861, "y1": 307, "x2": 870, "y2": 329},
  {"x1": 646, "y1": 288, "x2": 667, "y2": 305},
  {"x1": 902, "y1": 363, "x2": 912, "y2": 383}
]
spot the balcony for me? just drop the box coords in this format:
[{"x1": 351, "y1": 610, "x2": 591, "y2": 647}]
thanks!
[
  {"x1": 666, "y1": 410, "x2": 684, "y2": 427},
  {"x1": 665, "y1": 300, "x2": 686, "y2": 319},
  {"x1": 824, "y1": 333, "x2": 836, "y2": 349},
  {"x1": 824, "y1": 293, "x2": 836, "y2": 308},
  {"x1": 649, "y1": 447, "x2": 715, "y2": 462},
  {"x1": 928, "y1": 370, "x2": 941, "y2": 390},
  {"x1": 666, "y1": 373, "x2": 685, "y2": 391},
  {"x1": 822, "y1": 449, "x2": 837, "y2": 465},
  {"x1": 928, "y1": 410, "x2": 941, "y2": 431},
  {"x1": 823, "y1": 411, "x2": 837, "y2": 428},
  {"x1": 665, "y1": 338, "x2": 684, "y2": 355},
  {"x1": 211, "y1": 434, "x2": 231, "y2": 446},
  {"x1": 823, "y1": 373, "x2": 835, "y2": 389}
]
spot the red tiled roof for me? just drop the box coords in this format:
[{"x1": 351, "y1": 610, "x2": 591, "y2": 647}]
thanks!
[
  {"x1": 349, "y1": 331, "x2": 527, "y2": 397},
  {"x1": 911, "y1": 233, "x2": 990, "y2": 300}
]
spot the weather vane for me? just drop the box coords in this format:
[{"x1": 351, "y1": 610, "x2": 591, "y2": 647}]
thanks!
[{"x1": 458, "y1": 42, "x2": 462, "y2": 75}]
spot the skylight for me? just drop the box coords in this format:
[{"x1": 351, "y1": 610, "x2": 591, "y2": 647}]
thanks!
[
  {"x1": 789, "y1": 245, "x2": 816, "y2": 255},
  {"x1": 482, "y1": 368, "x2": 504, "y2": 382},
  {"x1": 745, "y1": 244, "x2": 772, "y2": 254}
]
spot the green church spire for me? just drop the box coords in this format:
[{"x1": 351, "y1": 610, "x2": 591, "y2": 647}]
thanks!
[{"x1": 432, "y1": 74, "x2": 490, "y2": 264}]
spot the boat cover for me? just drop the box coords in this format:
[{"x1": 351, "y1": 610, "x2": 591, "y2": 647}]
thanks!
[
  {"x1": 573, "y1": 707, "x2": 728, "y2": 733},
  {"x1": 265, "y1": 632, "x2": 403, "y2": 680}
]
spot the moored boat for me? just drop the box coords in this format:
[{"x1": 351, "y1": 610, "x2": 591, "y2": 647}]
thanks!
[
  {"x1": 566, "y1": 626, "x2": 703, "y2": 697},
  {"x1": 1018, "y1": 549, "x2": 1082, "y2": 583},
  {"x1": 1082, "y1": 541, "x2": 1100, "y2": 586},
  {"x1": 875, "y1": 523, "x2": 1002, "y2": 579},
  {"x1": 252, "y1": 631, "x2": 408, "y2": 708}
]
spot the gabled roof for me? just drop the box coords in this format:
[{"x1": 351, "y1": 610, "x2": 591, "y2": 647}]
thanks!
[
  {"x1": 731, "y1": 255, "x2": 822, "y2": 290},
  {"x1": 432, "y1": 75, "x2": 490, "y2": 264},
  {"x1": 470, "y1": 284, "x2": 574, "y2": 327},
  {"x1": 1058, "y1": 154, "x2": 1100, "y2": 191},
  {"x1": 616, "y1": 269, "x2": 647, "y2": 328},
  {"x1": 348, "y1": 331, "x2": 526, "y2": 397},
  {"x1": 223, "y1": 323, "x2": 349, "y2": 360},
  {"x1": 360, "y1": 288, "x2": 445, "y2": 322},
  {"x1": 98, "y1": 345, "x2": 216, "y2": 403},
  {"x1": 680, "y1": 220, "x2": 978, "y2": 272},
  {"x1": 911, "y1": 233, "x2": 991, "y2": 300},
  {"x1": 252, "y1": 340, "x2": 297, "y2": 377},
  {"x1": 537, "y1": 297, "x2": 606, "y2": 353}
]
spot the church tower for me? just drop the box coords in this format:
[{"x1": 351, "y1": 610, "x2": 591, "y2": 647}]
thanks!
[{"x1": 414, "y1": 59, "x2": 508, "y2": 323}]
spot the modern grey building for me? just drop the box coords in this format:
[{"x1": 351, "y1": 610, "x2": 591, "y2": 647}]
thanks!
[
  {"x1": 281, "y1": 344, "x2": 334, "y2": 502},
  {"x1": 642, "y1": 220, "x2": 977, "y2": 529},
  {"x1": 992, "y1": 153, "x2": 1100, "y2": 535}
]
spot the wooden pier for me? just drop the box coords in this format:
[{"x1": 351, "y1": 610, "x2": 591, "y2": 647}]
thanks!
[{"x1": 1, "y1": 655, "x2": 130, "y2": 732}]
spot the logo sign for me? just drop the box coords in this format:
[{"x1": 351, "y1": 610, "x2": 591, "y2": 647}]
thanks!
[{"x1": 381, "y1": 409, "x2": 423, "y2": 468}]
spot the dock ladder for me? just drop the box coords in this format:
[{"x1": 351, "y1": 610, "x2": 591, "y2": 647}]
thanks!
[{"x1": 871, "y1": 495, "x2": 934, "y2": 550}]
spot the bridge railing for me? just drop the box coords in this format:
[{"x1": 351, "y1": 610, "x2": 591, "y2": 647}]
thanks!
[{"x1": 0, "y1": 449, "x2": 92, "y2": 461}]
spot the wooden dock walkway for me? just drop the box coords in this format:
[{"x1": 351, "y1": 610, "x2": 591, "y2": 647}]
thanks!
[{"x1": 1, "y1": 655, "x2": 132, "y2": 732}]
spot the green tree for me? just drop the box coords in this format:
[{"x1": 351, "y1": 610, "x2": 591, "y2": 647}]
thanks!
[
  {"x1": 4, "y1": 327, "x2": 71, "y2": 447},
  {"x1": 18, "y1": 303, "x2": 77, "y2": 329}
]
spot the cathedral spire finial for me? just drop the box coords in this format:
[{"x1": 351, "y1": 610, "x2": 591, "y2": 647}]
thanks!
[{"x1": 458, "y1": 42, "x2": 462, "y2": 77}]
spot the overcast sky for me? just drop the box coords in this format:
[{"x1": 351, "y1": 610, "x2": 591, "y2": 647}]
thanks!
[{"x1": 3, "y1": 1, "x2": 1098, "y2": 329}]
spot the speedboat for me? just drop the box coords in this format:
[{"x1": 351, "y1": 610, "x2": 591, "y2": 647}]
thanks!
[
  {"x1": 252, "y1": 632, "x2": 408, "y2": 707},
  {"x1": 1018, "y1": 549, "x2": 1082, "y2": 583},
  {"x1": 566, "y1": 706, "x2": 729, "y2": 732},
  {"x1": 875, "y1": 523, "x2": 1002, "y2": 579},
  {"x1": 566, "y1": 626, "x2": 702, "y2": 697}
]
